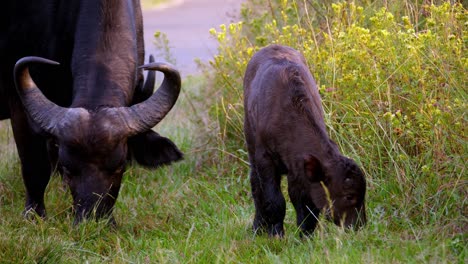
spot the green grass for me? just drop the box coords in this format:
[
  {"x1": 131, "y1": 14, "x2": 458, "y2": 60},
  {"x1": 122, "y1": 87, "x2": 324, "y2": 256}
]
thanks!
[
  {"x1": 0, "y1": 76, "x2": 465, "y2": 263},
  {"x1": 0, "y1": 0, "x2": 467, "y2": 263}
]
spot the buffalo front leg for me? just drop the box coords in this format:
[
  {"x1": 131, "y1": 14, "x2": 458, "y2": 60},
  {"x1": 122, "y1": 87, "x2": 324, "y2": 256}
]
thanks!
[
  {"x1": 287, "y1": 177, "x2": 320, "y2": 236},
  {"x1": 250, "y1": 155, "x2": 286, "y2": 237},
  {"x1": 10, "y1": 101, "x2": 51, "y2": 218}
]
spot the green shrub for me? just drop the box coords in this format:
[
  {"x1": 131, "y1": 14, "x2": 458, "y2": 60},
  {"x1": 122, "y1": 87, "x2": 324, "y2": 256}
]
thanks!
[{"x1": 208, "y1": 0, "x2": 466, "y2": 258}]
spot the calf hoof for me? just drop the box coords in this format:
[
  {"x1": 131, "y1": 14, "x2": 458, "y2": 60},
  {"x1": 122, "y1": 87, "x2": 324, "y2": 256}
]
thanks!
[
  {"x1": 268, "y1": 223, "x2": 284, "y2": 238},
  {"x1": 299, "y1": 228, "x2": 315, "y2": 238},
  {"x1": 253, "y1": 221, "x2": 284, "y2": 238},
  {"x1": 23, "y1": 203, "x2": 46, "y2": 220},
  {"x1": 73, "y1": 213, "x2": 117, "y2": 227}
]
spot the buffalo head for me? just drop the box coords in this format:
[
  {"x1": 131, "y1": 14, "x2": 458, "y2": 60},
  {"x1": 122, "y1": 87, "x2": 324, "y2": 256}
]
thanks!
[
  {"x1": 14, "y1": 56, "x2": 181, "y2": 223},
  {"x1": 305, "y1": 155, "x2": 367, "y2": 230}
]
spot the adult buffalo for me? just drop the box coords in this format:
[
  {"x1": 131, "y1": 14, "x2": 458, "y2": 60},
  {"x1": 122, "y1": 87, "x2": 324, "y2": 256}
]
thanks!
[{"x1": 0, "y1": 0, "x2": 183, "y2": 224}]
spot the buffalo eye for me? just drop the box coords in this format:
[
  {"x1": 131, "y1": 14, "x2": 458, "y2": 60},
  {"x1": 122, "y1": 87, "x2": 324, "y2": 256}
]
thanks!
[
  {"x1": 60, "y1": 165, "x2": 78, "y2": 185},
  {"x1": 106, "y1": 161, "x2": 126, "y2": 175},
  {"x1": 114, "y1": 165, "x2": 125, "y2": 175},
  {"x1": 344, "y1": 177, "x2": 353, "y2": 187},
  {"x1": 343, "y1": 195, "x2": 357, "y2": 205},
  {"x1": 62, "y1": 166, "x2": 70, "y2": 175},
  {"x1": 60, "y1": 163, "x2": 77, "y2": 176}
]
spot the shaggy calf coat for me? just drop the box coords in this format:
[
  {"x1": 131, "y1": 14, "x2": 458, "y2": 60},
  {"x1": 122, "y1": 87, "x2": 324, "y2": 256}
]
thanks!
[{"x1": 243, "y1": 45, "x2": 366, "y2": 237}]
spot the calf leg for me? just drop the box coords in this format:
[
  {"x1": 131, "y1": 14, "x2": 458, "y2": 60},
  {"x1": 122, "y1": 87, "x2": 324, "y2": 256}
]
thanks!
[
  {"x1": 250, "y1": 155, "x2": 285, "y2": 237},
  {"x1": 10, "y1": 100, "x2": 51, "y2": 218},
  {"x1": 287, "y1": 179, "x2": 320, "y2": 236}
]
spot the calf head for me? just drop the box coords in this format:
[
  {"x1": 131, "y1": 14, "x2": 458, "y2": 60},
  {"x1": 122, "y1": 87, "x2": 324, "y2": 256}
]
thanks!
[
  {"x1": 14, "y1": 57, "x2": 182, "y2": 223},
  {"x1": 305, "y1": 155, "x2": 366, "y2": 229}
]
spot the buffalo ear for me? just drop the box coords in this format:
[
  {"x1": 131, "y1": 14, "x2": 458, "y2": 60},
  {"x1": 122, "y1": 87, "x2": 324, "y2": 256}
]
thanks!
[
  {"x1": 305, "y1": 155, "x2": 328, "y2": 209},
  {"x1": 304, "y1": 155, "x2": 324, "y2": 182},
  {"x1": 309, "y1": 182, "x2": 328, "y2": 209},
  {"x1": 128, "y1": 130, "x2": 183, "y2": 168}
]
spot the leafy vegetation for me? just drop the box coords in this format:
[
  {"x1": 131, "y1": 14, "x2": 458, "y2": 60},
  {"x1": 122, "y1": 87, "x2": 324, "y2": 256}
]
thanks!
[{"x1": 0, "y1": 0, "x2": 466, "y2": 263}]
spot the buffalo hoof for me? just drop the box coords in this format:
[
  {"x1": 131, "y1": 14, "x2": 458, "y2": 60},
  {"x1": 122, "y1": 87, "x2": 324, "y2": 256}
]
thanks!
[
  {"x1": 23, "y1": 204, "x2": 46, "y2": 220},
  {"x1": 73, "y1": 213, "x2": 117, "y2": 227},
  {"x1": 253, "y1": 221, "x2": 284, "y2": 238}
]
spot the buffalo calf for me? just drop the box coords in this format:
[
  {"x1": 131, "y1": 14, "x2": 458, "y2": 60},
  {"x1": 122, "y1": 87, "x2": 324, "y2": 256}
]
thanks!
[{"x1": 243, "y1": 45, "x2": 366, "y2": 237}]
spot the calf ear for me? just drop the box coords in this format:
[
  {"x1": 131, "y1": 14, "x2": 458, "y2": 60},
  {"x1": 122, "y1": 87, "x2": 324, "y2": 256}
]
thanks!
[
  {"x1": 128, "y1": 130, "x2": 183, "y2": 168},
  {"x1": 304, "y1": 155, "x2": 324, "y2": 182},
  {"x1": 305, "y1": 155, "x2": 331, "y2": 209},
  {"x1": 309, "y1": 182, "x2": 328, "y2": 209}
]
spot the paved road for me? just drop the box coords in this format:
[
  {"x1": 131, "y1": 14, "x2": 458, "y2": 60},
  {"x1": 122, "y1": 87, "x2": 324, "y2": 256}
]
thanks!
[{"x1": 143, "y1": 0, "x2": 245, "y2": 77}]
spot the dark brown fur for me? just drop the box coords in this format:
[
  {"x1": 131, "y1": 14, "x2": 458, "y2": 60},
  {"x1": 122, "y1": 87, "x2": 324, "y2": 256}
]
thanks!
[{"x1": 243, "y1": 45, "x2": 366, "y2": 237}]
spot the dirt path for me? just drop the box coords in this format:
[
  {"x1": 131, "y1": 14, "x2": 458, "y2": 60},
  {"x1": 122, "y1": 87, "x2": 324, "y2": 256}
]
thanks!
[{"x1": 143, "y1": 0, "x2": 245, "y2": 77}]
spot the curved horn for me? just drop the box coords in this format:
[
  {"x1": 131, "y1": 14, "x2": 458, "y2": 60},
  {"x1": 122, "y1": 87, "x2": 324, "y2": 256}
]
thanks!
[
  {"x1": 117, "y1": 62, "x2": 181, "y2": 136},
  {"x1": 14, "y1": 56, "x2": 68, "y2": 135},
  {"x1": 141, "y1": 54, "x2": 156, "y2": 99},
  {"x1": 132, "y1": 55, "x2": 156, "y2": 105}
]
